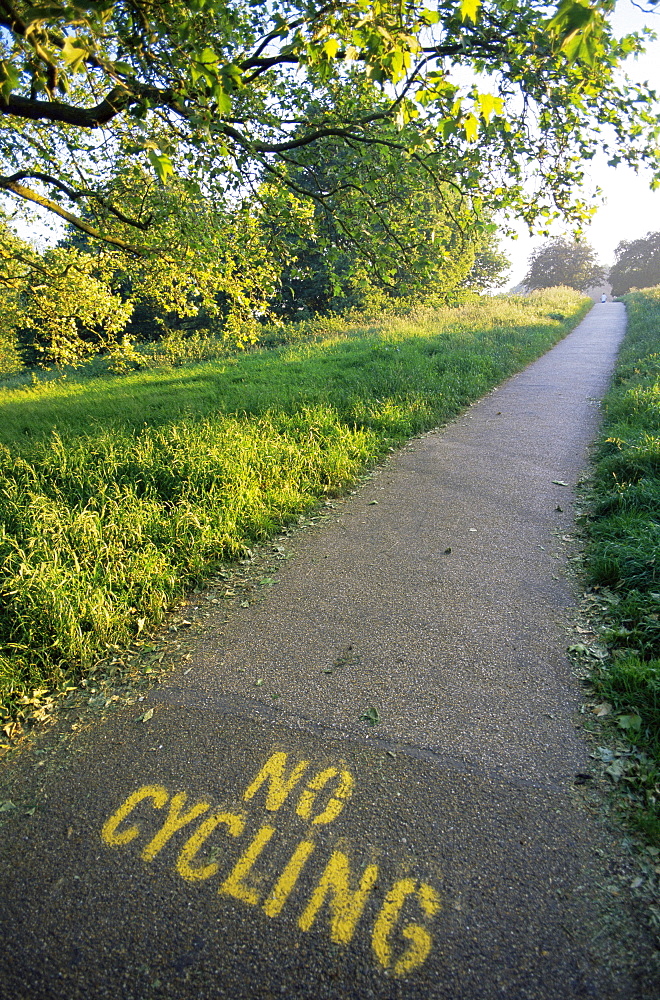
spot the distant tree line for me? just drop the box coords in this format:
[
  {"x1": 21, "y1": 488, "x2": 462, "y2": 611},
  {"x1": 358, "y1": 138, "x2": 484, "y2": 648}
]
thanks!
[
  {"x1": 523, "y1": 233, "x2": 660, "y2": 299},
  {"x1": 523, "y1": 238, "x2": 604, "y2": 292},
  {"x1": 609, "y1": 233, "x2": 660, "y2": 296}
]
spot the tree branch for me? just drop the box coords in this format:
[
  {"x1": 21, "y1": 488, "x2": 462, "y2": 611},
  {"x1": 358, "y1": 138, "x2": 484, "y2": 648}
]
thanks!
[
  {"x1": 0, "y1": 177, "x2": 147, "y2": 254},
  {"x1": 3, "y1": 171, "x2": 153, "y2": 229},
  {"x1": 0, "y1": 89, "x2": 134, "y2": 127}
]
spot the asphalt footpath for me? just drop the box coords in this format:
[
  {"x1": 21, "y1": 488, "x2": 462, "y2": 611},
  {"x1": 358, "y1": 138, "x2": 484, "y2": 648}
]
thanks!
[{"x1": 1, "y1": 302, "x2": 658, "y2": 999}]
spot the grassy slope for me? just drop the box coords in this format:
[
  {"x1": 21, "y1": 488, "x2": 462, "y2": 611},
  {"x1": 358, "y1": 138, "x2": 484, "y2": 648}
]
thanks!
[
  {"x1": 581, "y1": 288, "x2": 660, "y2": 843},
  {"x1": 0, "y1": 289, "x2": 589, "y2": 729}
]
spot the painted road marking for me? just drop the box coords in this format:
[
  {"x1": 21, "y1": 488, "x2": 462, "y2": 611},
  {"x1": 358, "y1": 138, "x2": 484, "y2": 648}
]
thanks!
[{"x1": 100, "y1": 750, "x2": 441, "y2": 975}]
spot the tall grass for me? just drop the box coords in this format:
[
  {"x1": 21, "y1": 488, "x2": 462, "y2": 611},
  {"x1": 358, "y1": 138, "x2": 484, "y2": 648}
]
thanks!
[
  {"x1": 0, "y1": 288, "x2": 589, "y2": 725},
  {"x1": 582, "y1": 287, "x2": 660, "y2": 842}
]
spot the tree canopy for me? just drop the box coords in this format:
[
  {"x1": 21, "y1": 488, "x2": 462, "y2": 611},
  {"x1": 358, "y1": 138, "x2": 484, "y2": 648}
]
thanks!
[
  {"x1": 523, "y1": 237, "x2": 605, "y2": 291},
  {"x1": 0, "y1": 0, "x2": 658, "y2": 256},
  {"x1": 609, "y1": 232, "x2": 660, "y2": 296},
  {"x1": 262, "y1": 78, "x2": 505, "y2": 316}
]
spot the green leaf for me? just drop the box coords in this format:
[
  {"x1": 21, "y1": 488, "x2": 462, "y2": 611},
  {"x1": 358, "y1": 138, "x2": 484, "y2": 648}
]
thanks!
[
  {"x1": 547, "y1": 0, "x2": 601, "y2": 64},
  {"x1": 617, "y1": 713, "x2": 642, "y2": 732},
  {"x1": 463, "y1": 114, "x2": 478, "y2": 142},
  {"x1": 359, "y1": 706, "x2": 380, "y2": 727},
  {"x1": 200, "y1": 46, "x2": 219, "y2": 67},
  {"x1": 147, "y1": 149, "x2": 174, "y2": 184},
  {"x1": 605, "y1": 757, "x2": 628, "y2": 781},
  {"x1": 0, "y1": 60, "x2": 21, "y2": 100},
  {"x1": 476, "y1": 93, "x2": 502, "y2": 124},
  {"x1": 460, "y1": 0, "x2": 481, "y2": 23},
  {"x1": 212, "y1": 86, "x2": 232, "y2": 115},
  {"x1": 61, "y1": 37, "x2": 90, "y2": 73}
]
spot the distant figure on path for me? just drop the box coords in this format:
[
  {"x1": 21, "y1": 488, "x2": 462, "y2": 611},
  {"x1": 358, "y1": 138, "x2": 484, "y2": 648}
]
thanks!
[{"x1": 601, "y1": 292, "x2": 607, "y2": 303}]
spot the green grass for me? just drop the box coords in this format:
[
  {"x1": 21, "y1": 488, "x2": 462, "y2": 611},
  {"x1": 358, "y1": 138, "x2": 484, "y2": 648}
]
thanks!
[
  {"x1": 581, "y1": 287, "x2": 660, "y2": 842},
  {"x1": 0, "y1": 288, "x2": 590, "y2": 729}
]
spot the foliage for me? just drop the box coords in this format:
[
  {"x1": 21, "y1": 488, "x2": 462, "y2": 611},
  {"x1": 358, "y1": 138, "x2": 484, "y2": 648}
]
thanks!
[
  {"x1": 24, "y1": 247, "x2": 135, "y2": 367},
  {"x1": 0, "y1": 183, "x2": 289, "y2": 366},
  {"x1": 609, "y1": 232, "x2": 660, "y2": 297},
  {"x1": 461, "y1": 234, "x2": 510, "y2": 292},
  {"x1": 0, "y1": 1, "x2": 658, "y2": 261},
  {"x1": 261, "y1": 77, "x2": 502, "y2": 317},
  {"x1": 523, "y1": 237, "x2": 605, "y2": 291},
  {"x1": 0, "y1": 287, "x2": 589, "y2": 730},
  {"x1": 580, "y1": 286, "x2": 660, "y2": 842},
  {"x1": 0, "y1": 217, "x2": 31, "y2": 373},
  {"x1": 0, "y1": 292, "x2": 24, "y2": 377},
  {"x1": 0, "y1": 312, "x2": 22, "y2": 377}
]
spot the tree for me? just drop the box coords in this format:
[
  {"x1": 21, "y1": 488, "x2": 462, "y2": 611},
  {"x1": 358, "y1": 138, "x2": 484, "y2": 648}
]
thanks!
[
  {"x1": 263, "y1": 77, "x2": 492, "y2": 316},
  {"x1": 0, "y1": 0, "x2": 657, "y2": 261},
  {"x1": 609, "y1": 232, "x2": 660, "y2": 296},
  {"x1": 0, "y1": 178, "x2": 287, "y2": 368},
  {"x1": 461, "y1": 235, "x2": 510, "y2": 292},
  {"x1": 523, "y1": 237, "x2": 605, "y2": 291},
  {"x1": 24, "y1": 246, "x2": 134, "y2": 366},
  {"x1": 0, "y1": 216, "x2": 30, "y2": 373}
]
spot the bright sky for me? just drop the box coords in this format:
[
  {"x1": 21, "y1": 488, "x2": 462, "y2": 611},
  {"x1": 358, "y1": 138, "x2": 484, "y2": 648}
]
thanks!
[{"x1": 500, "y1": 0, "x2": 660, "y2": 289}]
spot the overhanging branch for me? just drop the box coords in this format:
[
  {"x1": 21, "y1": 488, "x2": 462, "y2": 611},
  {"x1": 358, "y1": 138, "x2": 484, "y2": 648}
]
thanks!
[
  {"x1": 4, "y1": 171, "x2": 153, "y2": 230},
  {"x1": 0, "y1": 177, "x2": 147, "y2": 254},
  {"x1": 0, "y1": 89, "x2": 134, "y2": 127}
]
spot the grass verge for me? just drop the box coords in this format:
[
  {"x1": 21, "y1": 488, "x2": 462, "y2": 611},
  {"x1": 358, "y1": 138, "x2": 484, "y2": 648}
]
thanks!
[
  {"x1": 577, "y1": 287, "x2": 660, "y2": 845},
  {"x1": 0, "y1": 288, "x2": 590, "y2": 737}
]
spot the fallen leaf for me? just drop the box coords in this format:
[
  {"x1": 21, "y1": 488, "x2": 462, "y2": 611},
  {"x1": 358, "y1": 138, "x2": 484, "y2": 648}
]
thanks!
[
  {"x1": 139, "y1": 708, "x2": 154, "y2": 723},
  {"x1": 359, "y1": 706, "x2": 380, "y2": 727},
  {"x1": 593, "y1": 702, "x2": 612, "y2": 717},
  {"x1": 369, "y1": 500, "x2": 379, "y2": 505},
  {"x1": 605, "y1": 758, "x2": 628, "y2": 781},
  {"x1": 443, "y1": 547, "x2": 452, "y2": 555},
  {"x1": 0, "y1": 801, "x2": 16, "y2": 812},
  {"x1": 552, "y1": 480, "x2": 570, "y2": 487},
  {"x1": 2, "y1": 721, "x2": 22, "y2": 740},
  {"x1": 255, "y1": 679, "x2": 263, "y2": 687},
  {"x1": 617, "y1": 713, "x2": 642, "y2": 732}
]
